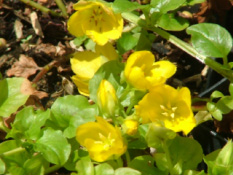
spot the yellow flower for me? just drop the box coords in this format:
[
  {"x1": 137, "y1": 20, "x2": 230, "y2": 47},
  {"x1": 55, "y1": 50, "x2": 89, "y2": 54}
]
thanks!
[
  {"x1": 122, "y1": 119, "x2": 139, "y2": 136},
  {"x1": 135, "y1": 85, "x2": 196, "y2": 135},
  {"x1": 124, "y1": 51, "x2": 176, "y2": 91},
  {"x1": 97, "y1": 80, "x2": 119, "y2": 118},
  {"x1": 71, "y1": 43, "x2": 118, "y2": 96},
  {"x1": 67, "y1": 1, "x2": 123, "y2": 45},
  {"x1": 76, "y1": 117, "x2": 127, "y2": 162}
]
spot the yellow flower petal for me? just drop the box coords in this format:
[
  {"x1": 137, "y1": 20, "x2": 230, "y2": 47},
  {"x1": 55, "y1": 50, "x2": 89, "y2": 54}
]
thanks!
[
  {"x1": 68, "y1": 1, "x2": 123, "y2": 45},
  {"x1": 135, "y1": 85, "x2": 196, "y2": 135},
  {"x1": 76, "y1": 116, "x2": 127, "y2": 162},
  {"x1": 71, "y1": 75, "x2": 89, "y2": 96},
  {"x1": 124, "y1": 51, "x2": 176, "y2": 90},
  {"x1": 70, "y1": 43, "x2": 118, "y2": 96}
]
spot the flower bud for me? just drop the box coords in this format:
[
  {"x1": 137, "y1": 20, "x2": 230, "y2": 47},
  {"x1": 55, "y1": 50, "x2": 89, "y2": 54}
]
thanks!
[
  {"x1": 97, "y1": 80, "x2": 119, "y2": 118},
  {"x1": 123, "y1": 119, "x2": 139, "y2": 136}
]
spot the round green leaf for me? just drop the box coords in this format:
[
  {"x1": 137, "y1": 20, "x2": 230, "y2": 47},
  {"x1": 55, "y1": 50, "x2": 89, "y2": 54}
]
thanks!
[
  {"x1": 157, "y1": 13, "x2": 189, "y2": 31},
  {"x1": 187, "y1": 23, "x2": 233, "y2": 58},
  {"x1": 95, "y1": 163, "x2": 114, "y2": 175},
  {"x1": 0, "y1": 78, "x2": 29, "y2": 117},
  {"x1": 115, "y1": 167, "x2": 141, "y2": 175},
  {"x1": 150, "y1": 0, "x2": 186, "y2": 13},
  {"x1": 34, "y1": 128, "x2": 71, "y2": 165},
  {"x1": 0, "y1": 158, "x2": 5, "y2": 174},
  {"x1": 50, "y1": 95, "x2": 97, "y2": 138}
]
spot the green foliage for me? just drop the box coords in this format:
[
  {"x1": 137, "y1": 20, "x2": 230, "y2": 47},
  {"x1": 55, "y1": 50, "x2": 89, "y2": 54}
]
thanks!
[
  {"x1": 204, "y1": 140, "x2": 233, "y2": 174},
  {"x1": 156, "y1": 13, "x2": 189, "y2": 31},
  {"x1": 0, "y1": 77, "x2": 29, "y2": 117},
  {"x1": 187, "y1": 23, "x2": 233, "y2": 58},
  {"x1": 34, "y1": 128, "x2": 71, "y2": 165},
  {"x1": 129, "y1": 155, "x2": 166, "y2": 175},
  {"x1": 112, "y1": 0, "x2": 144, "y2": 13},
  {"x1": 50, "y1": 95, "x2": 97, "y2": 138},
  {"x1": 7, "y1": 106, "x2": 50, "y2": 140},
  {"x1": 89, "y1": 60, "x2": 125, "y2": 103}
]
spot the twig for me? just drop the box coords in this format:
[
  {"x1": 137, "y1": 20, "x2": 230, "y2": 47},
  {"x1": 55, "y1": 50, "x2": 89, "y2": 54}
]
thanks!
[
  {"x1": 19, "y1": 0, "x2": 63, "y2": 17},
  {"x1": 55, "y1": 0, "x2": 68, "y2": 18},
  {"x1": 32, "y1": 60, "x2": 58, "y2": 84}
]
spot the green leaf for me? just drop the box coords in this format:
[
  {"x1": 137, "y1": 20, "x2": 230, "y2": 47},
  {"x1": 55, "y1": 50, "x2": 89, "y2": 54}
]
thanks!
[
  {"x1": 207, "y1": 102, "x2": 223, "y2": 121},
  {"x1": 112, "y1": 0, "x2": 143, "y2": 13},
  {"x1": 64, "y1": 138, "x2": 80, "y2": 171},
  {"x1": 89, "y1": 60, "x2": 125, "y2": 103},
  {"x1": 187, "y1": 23, "x2": 233, "y2": 58},
  {"x1": 34, "y1": 128, "x2": 71, "y2": 165},
  {"x1": 0, "y1": 77, "x2": 29, "y2": 117},
  {"x1": 73, "y1": 36, "x2": 87, "y2": 47},
  {"x1": 0, "y1": 158, "x2": 5, "y2": 174},
  {"x1": 145, "y1": 124, "x2": 176, "y2": 148},
  {"x1": 184, "y1": 170, "x2": 206, "y2": 175},
  {"x1": 150, "y1": 0, "x2": 186, "y2": 13},
  {"x1": 50, "y1": 95, "x2": 97, "y2": 138},
  {"x1": 24, "y1": 154, "x2": 48, "y2": 175},
  {"x1": 128, "y1": 124, "x2": 148, "y2": 149},
  {"x1": 210, "y1": 91, "x2": 224, "y2": 100},
  {"x1": 186, "y1": 0, "x2": 205, "y2": 5},
  {"x1": 204, "y1": 141, "x2": 233, "y2": 174},
  {"x1": 95, "y1": 163, "x2": 114, "y2": 175},
  {"x1": 129, "y1": 155, "x2": 167, "y2": 175},
  {"x1": 117, "y1": 32, "x2": 138, "y2": 54},
  {"x1": 216, "y1": 96, "x2": 233, "y2": 114},
  {"x1": 115, "y1": 167, "x2": 141, "y2": 175},
  {"x1": 157, "y1": 13, "x2": 189, "y2": 31},
  {"x1": 76, "y1": 159, "x2": 94, "y2": 175},
  {"x1": 135, "y1": 30, "x2": 156, "y2": 51},
  {"x1": 229, "y1": 83, "x2": 233, "y2": 97},
  {"x1": 167, "y1": 135, "x2": 203, "y2": 172},
  {"x1": 0, "y1": 140, "x2": 29, "y2": 175},
  {"x1": 154, "y1": 153, "x2": 169, "y2": 171},
  {"x1": 7, "y1": 106, "x2": 50, "y2": 140}
]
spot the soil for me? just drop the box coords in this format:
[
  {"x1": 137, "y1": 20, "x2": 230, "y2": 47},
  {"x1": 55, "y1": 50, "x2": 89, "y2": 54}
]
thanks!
[{"x1": 1, "y1": 0, "x2": 233, "y2": 174}]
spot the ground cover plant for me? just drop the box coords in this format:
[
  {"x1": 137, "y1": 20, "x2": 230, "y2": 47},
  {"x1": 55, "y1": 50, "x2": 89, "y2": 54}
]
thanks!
[{"x1": 1, "y1": 0, "x2": 233, "y2": 174}]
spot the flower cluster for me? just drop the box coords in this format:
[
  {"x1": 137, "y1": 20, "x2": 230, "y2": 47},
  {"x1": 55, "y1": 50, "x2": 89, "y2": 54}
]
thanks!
[
  {"x1": 68, "y1": 0, "x2": 197, "y2": 163},
  {"x1": 70, "y1": 43, "x2": 118, "y2": 96}
]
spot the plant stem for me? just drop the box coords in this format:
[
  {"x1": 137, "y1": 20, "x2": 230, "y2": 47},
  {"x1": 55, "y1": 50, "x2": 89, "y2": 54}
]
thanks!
[
  {"x1": 162, "y1": 142, "x2": 174, "y2": 175},
  {"x1": 122, "y1": 12, "x2": 233, "y2": 82},
  {"x1": 19, "y1": 0, "x2": 62, "y2": 17},
  {"x1": 116, "y1": 157, "x2": 123, "y2": 167},
  {"x1": 45, "y1": 164, "x2": 62, "y2": 175},
  {"x1": 125, "y1": 150, "x2": 131, "y2": 166},
  {"x1": 1, "y1": 147, "x2": 25, "y2": 157},
  {"x1": 55, "y1": 0, "x2": 68, "y2": 18}
]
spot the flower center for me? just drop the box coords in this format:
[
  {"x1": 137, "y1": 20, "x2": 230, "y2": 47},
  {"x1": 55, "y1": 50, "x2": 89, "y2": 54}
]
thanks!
[
  {"x1": 160, "y1": 104, "x2": 177, "y2": 120},
  {"x1": 89, "y1": 5, "x2": 104, "y2": 32},
  {"x1": 95, "y1": 133, "x2": 115, "y2": 150}
]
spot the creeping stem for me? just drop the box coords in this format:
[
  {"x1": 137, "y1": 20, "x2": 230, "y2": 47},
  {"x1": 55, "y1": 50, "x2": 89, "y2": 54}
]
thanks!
[
  {"x1": 122, "y1": 12, "x2": 233, "y2": 82},
  {"x1": 19, "y1": 0, "x2": 63, "y2": 17}
]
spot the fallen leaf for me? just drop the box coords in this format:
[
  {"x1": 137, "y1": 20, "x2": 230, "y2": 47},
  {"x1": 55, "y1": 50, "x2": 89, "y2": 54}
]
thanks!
[
  {"x1": 7, "y1": 54, "x2": 41, "y2": 78},
  {"x1": 21, "y1": 78, "x2": 48, "y2": 99},
  {"x1": 14, "y1": 19, "x2": 23, "y2": 39},
  {"x1": 30, "y1": 11, "x2": 44, "y2": 38}
]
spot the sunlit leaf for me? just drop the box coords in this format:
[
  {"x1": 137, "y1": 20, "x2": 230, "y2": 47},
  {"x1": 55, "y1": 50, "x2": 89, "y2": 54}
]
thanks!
[
  {"x1": 34, "y1": 128, "x2": 71, "y2": 165},
  {"x1": 187, "y1": 23, "x2": 233, "y2": 58}
]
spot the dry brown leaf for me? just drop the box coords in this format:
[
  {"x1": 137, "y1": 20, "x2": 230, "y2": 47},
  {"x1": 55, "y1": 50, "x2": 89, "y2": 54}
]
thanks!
[
  {"x1": 7, "y1": 54, "x2": 41, "y2": 78},
  {"x1": 14, "y1": 19, "x2": 23, "y2": 39},
  {"x1": 30, "y1": 11, "x2": 44, "y2": 38},
  {"x1": 21, "y1": 78, "x2": 48, "y2": 99}
]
